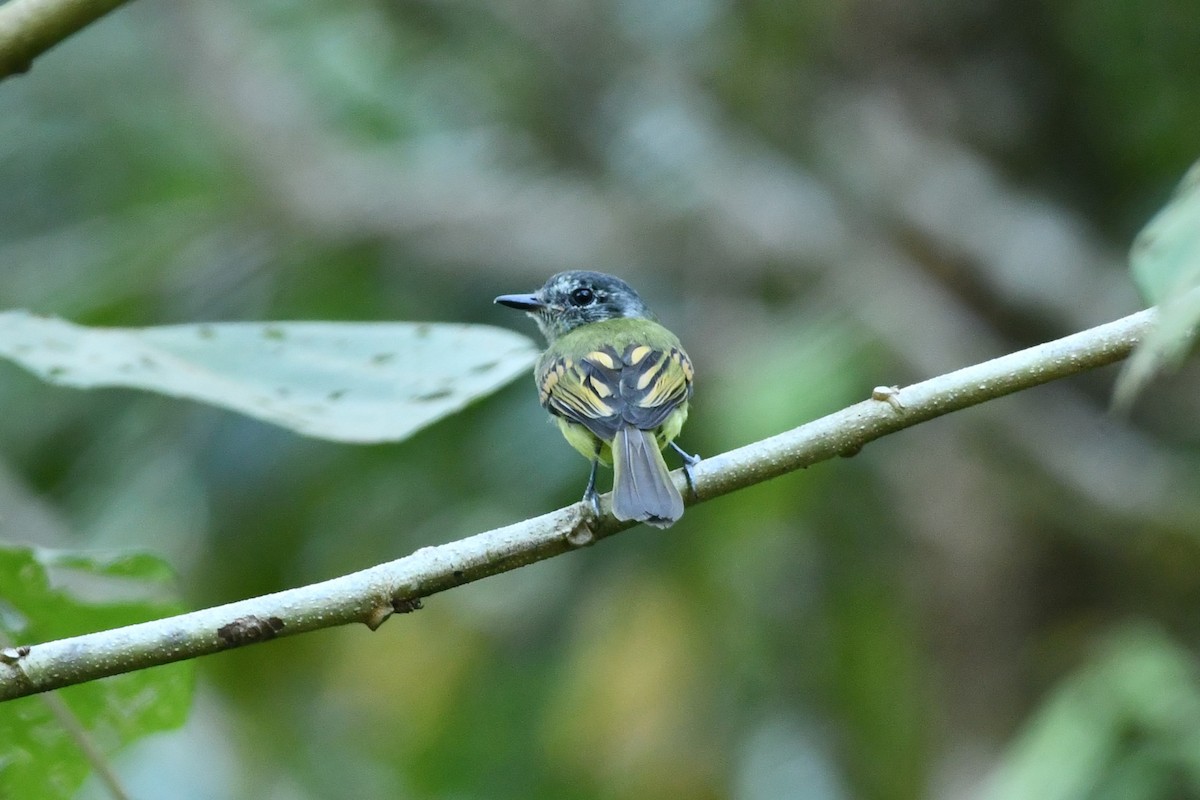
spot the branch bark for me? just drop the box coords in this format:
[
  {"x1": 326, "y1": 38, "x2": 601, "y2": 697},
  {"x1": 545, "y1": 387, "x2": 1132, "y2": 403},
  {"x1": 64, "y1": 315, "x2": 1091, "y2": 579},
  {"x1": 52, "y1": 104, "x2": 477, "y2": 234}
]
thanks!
[
  {"x1": 0, "y1": 0, "x2": 132, "y2": 79},
  {"x1": 0, "y1": 303, "x2": 1155, "y2": 701}
]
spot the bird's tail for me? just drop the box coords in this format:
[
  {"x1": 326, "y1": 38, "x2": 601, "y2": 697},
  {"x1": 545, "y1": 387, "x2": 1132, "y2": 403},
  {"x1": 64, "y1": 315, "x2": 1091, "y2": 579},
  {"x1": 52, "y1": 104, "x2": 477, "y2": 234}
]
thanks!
[{"x1": 611, "y1": 426, "x2": 684, "y2": 528}]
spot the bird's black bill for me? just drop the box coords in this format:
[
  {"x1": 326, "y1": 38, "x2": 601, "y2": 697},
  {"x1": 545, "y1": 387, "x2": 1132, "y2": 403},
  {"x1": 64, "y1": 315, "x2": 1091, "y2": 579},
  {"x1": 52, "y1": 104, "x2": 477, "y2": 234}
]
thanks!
[{"x1": 494, "y1": 293, "x2": 544, "y2": 311}]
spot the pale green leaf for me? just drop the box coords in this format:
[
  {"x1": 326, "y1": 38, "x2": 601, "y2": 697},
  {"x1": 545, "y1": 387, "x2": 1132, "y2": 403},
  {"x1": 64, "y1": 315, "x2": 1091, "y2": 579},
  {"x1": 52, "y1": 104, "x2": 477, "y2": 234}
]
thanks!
[
  {"x1": 1115, "y1": 160, "x2": 1200, "y2": 409},
  {"x1": 1130, "y1": 161, "x2": 1200, "y2": 305},
  {"x1": 0, "y1": 544, "x2": 193, "y2": 799},
  {"x1": 0, "y1": 312, "x2": 539, "y2": 443}
]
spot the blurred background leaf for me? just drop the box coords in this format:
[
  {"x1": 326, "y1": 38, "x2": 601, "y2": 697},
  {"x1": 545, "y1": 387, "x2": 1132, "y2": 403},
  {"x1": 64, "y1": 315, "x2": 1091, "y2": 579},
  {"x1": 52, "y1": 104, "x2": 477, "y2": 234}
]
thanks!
[
  {"x1": 2, "y1": 0, "x2": 1200, "y2": 797},
  {"x1": 0, "y1": 313, "x2": 538, "y2": 443}
]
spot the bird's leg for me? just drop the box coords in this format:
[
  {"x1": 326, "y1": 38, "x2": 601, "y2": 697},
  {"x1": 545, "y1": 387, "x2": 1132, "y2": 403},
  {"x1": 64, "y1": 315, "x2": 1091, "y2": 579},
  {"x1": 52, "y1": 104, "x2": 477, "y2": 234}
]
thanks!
[
  {"x1": 669, "y1": 441, "x2": 701, "y2": 499},
  {"x1": 582, "y1": 447, "x2": 602, "y2": 517}
]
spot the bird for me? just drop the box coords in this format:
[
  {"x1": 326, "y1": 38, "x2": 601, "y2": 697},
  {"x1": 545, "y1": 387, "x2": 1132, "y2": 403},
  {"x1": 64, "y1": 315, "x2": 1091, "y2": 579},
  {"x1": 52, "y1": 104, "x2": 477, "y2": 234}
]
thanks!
[{"x1": 495, "y1": 271, "x2": 697, "y2": 528}]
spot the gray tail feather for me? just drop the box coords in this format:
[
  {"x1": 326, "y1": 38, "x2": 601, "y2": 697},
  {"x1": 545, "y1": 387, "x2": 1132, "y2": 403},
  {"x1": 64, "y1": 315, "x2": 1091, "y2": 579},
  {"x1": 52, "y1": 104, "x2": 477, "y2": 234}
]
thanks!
[{"x1": 611, "y1": 426, "x2": 684, "y2": 528}]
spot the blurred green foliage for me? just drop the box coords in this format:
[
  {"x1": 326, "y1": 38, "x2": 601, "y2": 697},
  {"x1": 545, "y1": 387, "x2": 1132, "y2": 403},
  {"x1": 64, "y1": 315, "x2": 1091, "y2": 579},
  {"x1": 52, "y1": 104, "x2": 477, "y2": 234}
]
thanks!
[
  {"x1": 3, "y1": 0, "x2": 1200, "y2": 798},
  {"x1": 986, "y1": 624, "x2": 1200, "y2": 800},
  {"x1": 0, "y1": 545, "x2": 192, "y2": 798}
]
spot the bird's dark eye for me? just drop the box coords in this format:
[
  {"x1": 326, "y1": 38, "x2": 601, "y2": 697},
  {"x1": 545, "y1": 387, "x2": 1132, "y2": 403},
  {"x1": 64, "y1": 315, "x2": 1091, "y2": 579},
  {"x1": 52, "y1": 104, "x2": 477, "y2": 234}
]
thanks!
[{"x1": 569, "y1": 287, "x2": 595, "y2": 306}]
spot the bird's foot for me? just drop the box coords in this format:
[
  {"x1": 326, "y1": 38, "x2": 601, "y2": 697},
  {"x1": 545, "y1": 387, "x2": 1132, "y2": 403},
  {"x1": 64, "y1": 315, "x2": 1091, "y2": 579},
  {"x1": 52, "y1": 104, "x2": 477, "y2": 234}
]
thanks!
[
  {"x1": 669, "y1": 441, "x2": 701, "y2": 499},
  {"x1": 582, "y1": 456, "x2": 602, "y2": 517},
  {"x1": 581, "y1": 485, "x2": 602, "y2": 518}
]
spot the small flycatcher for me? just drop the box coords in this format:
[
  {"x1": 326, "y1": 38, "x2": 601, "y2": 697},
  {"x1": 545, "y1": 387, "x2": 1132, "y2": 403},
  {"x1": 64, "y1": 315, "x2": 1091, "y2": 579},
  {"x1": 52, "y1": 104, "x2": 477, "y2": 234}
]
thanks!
[{"x1": 496, "y1": 271, "x2": 696, "y2": 528}]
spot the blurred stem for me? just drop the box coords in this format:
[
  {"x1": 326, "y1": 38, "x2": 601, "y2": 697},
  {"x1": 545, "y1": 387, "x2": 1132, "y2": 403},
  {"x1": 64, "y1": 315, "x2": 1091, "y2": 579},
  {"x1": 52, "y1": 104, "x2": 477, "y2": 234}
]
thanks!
[
  {"x1": 39, "y1": 692, "x2": 132, "y2": 799},
  {"x1": 0, "y1": 0, "x2": 132, "y2": 79},
  {"x1": 0, "y1": 302, "x2": 1156, "y2": 701}
]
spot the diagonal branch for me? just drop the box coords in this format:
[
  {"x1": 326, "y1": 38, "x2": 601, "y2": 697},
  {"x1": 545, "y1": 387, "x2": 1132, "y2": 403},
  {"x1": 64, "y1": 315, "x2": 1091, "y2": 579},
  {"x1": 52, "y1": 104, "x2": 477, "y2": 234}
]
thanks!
[
  {"x1": 0, "y1": 303, "x2": 1156, "y2": 701},
  {"x1": 0, "y1": 0, "x2": 132, "y2": 80}
]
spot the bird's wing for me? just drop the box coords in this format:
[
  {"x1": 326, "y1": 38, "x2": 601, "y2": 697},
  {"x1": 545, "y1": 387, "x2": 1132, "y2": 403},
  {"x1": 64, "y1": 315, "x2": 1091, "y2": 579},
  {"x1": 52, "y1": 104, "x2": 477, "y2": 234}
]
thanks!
[
  {"x1": 538, "y1": 346, "x2": 625, "y2": 442},
  {"x1": 538, "y1": 344, "x2": 693, "y2": 441},
  {"x1": 618, "y1": 344, "x2": 693, "y2": 431}
]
